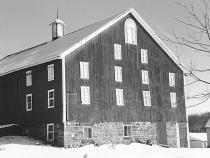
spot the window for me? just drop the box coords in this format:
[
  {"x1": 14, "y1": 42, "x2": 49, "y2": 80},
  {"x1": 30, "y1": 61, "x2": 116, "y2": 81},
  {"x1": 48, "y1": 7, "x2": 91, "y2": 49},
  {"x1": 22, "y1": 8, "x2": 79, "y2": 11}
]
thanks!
[
  {"x1": 142, "y1": 70, "x2": 149, "y2": 84},
  {"x1": 47, "y1": 123, "x2": 54, "y2": 141},
  {"x1": 80, "y1": 62, "x2": 89, "y2": 79},
  {"x1": 26, "y1": 94, "x2": 32, "y2": 111},
  {"x1": 83, "y1": 126, "x2": 92, "y2": 139},
  {"x1": 114, "y1": 66, "x2": 122, "y2": 82},
  {"x1": 125, "y1": 19, "x2": 137, "y2": 45},
  {"x1": 81, "y1": 86, "x2": 90, "y2": 105},
  {"x1": 170, "y1": 92, "x2": 177, "y2": 107},
  {"x1": 124, "y1": 125, "x2": 131, "y2": 137},
  {"x1": 26, "y1": 70, "x2": 32, "y2": 86},
  {"x1": 143, "y1": 91, "x2": 151, "y2": 106},
  {"x1": 169, "y1": 73, "x2": 175, "y2": 87},
  {"x1": 141, "y1": 49, "x2": 148, "y2": 64},
  {"x1": 48, "y1": 89, "x2": 55, "y2": 108},
  {"x1": 116, "y1": 88, "x2": 124, "y2": 106},
  {"x1": 48, "y1": 64, "x2": 54, "y2": 81},
  {"x1": 114, "y1": 44, "x2": 122, "y2": 60}
]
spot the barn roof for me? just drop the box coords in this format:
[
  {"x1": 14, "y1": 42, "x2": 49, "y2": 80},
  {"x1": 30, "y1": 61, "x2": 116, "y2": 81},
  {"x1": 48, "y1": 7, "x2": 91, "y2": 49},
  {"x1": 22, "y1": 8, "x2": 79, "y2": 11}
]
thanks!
[
  {"x1": 0, "y1": 8, "x2": 182, "y2": 76},
  {"x1": 189, "y1": 132, "x2": 207, "y2": 142}
]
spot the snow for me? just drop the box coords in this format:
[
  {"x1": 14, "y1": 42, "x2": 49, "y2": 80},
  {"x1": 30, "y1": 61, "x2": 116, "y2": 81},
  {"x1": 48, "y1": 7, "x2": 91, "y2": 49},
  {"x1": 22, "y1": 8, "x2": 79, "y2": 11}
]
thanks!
[
  {"x1": 189, "y1": 132, "x2": 207, "y2": 141},
  {"x1": 0, "y1": 136, "x2": 210, "y2": 158}
]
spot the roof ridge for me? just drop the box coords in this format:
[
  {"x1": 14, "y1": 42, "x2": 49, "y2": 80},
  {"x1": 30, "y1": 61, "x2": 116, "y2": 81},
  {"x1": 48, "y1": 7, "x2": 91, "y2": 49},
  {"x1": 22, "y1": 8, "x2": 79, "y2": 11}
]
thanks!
[{"x1": 0, "y1": 42, "x2": 47, "y2": 61}]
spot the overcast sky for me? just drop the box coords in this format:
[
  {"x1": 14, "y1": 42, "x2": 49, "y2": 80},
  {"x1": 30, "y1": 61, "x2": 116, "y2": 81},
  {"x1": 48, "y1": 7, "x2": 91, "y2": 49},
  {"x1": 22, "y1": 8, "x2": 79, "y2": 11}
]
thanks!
[{"x1": 0, "y1": 0, "x2": 208, "y2": 115}]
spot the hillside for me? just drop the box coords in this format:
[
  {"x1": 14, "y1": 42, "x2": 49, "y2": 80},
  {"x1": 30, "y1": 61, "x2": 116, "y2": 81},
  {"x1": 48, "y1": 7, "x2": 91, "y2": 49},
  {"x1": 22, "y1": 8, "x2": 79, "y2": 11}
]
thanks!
[
  {"x1": 0, "y1": 136, "x2": 210, "y2": 158},
  {"x1": 188, "y1": 112, "x2": 210, "y2": 132}
]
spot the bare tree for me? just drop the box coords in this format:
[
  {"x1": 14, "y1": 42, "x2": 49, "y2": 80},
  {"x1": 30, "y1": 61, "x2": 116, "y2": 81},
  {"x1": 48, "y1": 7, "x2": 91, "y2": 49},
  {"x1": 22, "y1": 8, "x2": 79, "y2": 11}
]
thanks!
[{"x1": 165, "y1": 0, "x2": 210, "y2": 108}]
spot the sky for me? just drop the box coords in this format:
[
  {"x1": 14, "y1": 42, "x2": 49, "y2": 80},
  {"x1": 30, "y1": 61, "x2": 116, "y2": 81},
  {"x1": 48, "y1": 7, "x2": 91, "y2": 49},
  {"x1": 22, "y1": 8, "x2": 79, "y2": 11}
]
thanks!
[{"x1": 0, "y1": 0, "x2": 209, "y2": 115}]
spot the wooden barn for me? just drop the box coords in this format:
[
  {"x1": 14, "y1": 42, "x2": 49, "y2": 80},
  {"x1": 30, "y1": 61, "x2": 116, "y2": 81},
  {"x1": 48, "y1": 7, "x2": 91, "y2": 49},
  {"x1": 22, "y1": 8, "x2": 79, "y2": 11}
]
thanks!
[{"x1": 0, "y1": 8, "x2": 188, "y2": 148}]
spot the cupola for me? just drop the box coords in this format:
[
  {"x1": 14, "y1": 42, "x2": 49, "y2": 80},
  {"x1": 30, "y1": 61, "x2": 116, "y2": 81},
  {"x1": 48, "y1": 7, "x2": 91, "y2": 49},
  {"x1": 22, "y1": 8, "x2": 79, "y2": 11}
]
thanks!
[{"x1": 50, "y1": 10, "x2": 65, "y2": 40}]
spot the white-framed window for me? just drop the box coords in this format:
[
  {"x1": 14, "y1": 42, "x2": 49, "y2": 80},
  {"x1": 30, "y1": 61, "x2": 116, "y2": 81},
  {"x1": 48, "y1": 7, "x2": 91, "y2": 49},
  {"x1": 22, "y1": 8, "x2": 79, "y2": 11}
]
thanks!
[
  {"x1": 141, "y1": 49, "x2": 148, "y2": 64},
  {"x1": 47, "y1": 123, "x2": 54, "y2": 141},
  {"x1": 125, "y1": 18, "x2": 137, "y2": 45},
  {"x1": 123, "y1": 125, "x2": 132, "y2": 137},
  {"x1": 116, "y1": 88, "x2": 124, "y2": 106},
  {"x1": 83, "y1": 126, "x2": 92, "y2": 139},
  {"x1": 26, "y1": 70, "x2": 32, "y2": 86},
  {"x1": 48, "y1": 64, "x2": 54, "y2": 81},
  {"x1": 170, "y1": 92, "x2": 177, "y2": 107},
  {"x1": 143, "y1": 91, "x2": 151, "y2": 106},
  {"x1": 26, "y1": 94, "x2": 32, "y2": 111},
  {"x1": 142, "y1": 70, "x2": 149, "y2": 84},
  {"x1": 169, "y1": 73, "x2": 175, "y2": 87},
  {"x1": 114, "y1": 66, "x2": 122, "y2": 82},
  {"x1": 114, "y1": 44, "x2": 122, "y2": 60},
  {"x1": 48, "y1": 89, "x2": 55, "y2": 108},
  {"x1": 81, "y1": 86, "x2": 90, "y2": 105},
  {"x1": 80, "y1": 62, "x2": 89, "y2": 79}
]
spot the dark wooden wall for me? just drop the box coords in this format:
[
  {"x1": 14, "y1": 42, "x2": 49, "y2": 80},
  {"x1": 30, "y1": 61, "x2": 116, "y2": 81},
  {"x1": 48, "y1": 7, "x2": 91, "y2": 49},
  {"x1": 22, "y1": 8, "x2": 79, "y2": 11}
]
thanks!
[
  {"x1": 0, "y1": 59, "x2": 63, "y2": 125},
  {"x1": 65, "y1": 13, "x2": 187, "y2": 124}
]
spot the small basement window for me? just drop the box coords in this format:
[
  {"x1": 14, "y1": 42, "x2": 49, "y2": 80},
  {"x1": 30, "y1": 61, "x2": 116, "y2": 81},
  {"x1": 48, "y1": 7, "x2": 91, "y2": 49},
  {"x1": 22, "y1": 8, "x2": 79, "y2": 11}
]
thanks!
[
  {"x1": 48, "y1": 89, "x2": 55, "y2": 108},
  {"x1": 48, "y1": 64, "x2": 54, "y2": 81},
  {"x1": 26, "y1": 94, "x2": 32, "y2": 111},
  {"x1": 26, "y1": 70, "x2": 32, "y2": 86},
  {"x1": 47, "y1": 123, "x2": 54, "y2": 141},
  {"x1": 123, "y1": 125, "x2": 131, "y2": 137},
  {"x1": 83, "y1": 126, "x2": 92, "y2": 139}
]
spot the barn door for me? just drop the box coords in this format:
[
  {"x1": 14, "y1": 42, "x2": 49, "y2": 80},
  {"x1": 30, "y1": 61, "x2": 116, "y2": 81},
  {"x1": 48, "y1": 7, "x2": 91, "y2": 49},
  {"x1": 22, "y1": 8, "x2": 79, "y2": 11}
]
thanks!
[
  {"x1": 156, "y1": 122, "x2": 167, "y2": 145},
  {"x1": 66, "y1": 92, "x2": 78, "y2": 121}
]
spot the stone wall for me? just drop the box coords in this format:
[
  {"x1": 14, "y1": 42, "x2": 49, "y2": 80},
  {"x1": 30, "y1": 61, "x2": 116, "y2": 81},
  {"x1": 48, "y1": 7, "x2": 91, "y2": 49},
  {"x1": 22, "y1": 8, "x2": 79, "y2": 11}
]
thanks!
[
  {"x1": 166, "y1": 122, "x2": 178, "y2": 147},
  {"x1": 64, "y1": 121, "x2": 157, "y2": 148}
]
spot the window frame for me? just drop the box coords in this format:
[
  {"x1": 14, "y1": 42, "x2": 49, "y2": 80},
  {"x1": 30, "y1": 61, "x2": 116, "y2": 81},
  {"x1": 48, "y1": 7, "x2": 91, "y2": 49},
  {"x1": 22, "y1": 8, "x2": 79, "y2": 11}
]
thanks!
[
  {"x1": 141, "y1": 49, "x2": 148, "y2": 64},
  {"x1": 143, "y1": 91, "x2": 151, "y2": 107},
  {"x1": 83, "y1": 126, "x2": 93, "y2": 139},
  {"x1": 170, "y1": 92, "x2": 177, "y2": 107},
  {"x1": 141, "y1": 70, "x2": 149, "y2": 84},
  {"x1": 81, "y1": 86, "x2": 90, "y2": 105},
  {"x1": 114, "y1": 66, "x2": 122, "y2": 82},
  {"x1": 26, "y1": 70, "x2": 32, "y2": 86},
  {"x1": 80, "y1": 61, "x2": 89, "y2": 79},
  {"x1": 169, "y1": 72, "x2": 175, "y2": 87},
  {"x1": 116, "y1": 88, "x2": 124, "y2": 106},
  {"x1": 48, "y1": 89, "x2": 55, "y2": 108},
  {"x1": 114, "y1": 44, "x2": 122, "y2": 60},
  {"x1": 26, "y1": 94, "x2": 32, "y2": 111},
  {"x1": 123, "y1": 125, "x2": 132, "y2": 137},
  {"x1": 125, "y1": 18, "x2": 137, "y2": 45},
  {"x1": 48, "y1": 64, "x2": 54, "y2": 81},
  {"x1": 47, "y1": 123, "x2": 54, "y2": 141}
]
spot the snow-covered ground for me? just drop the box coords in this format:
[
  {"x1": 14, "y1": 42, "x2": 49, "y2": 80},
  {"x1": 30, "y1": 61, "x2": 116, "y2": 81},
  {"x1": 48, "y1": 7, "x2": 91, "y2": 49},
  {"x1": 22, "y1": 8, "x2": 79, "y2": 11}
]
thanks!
[{"x1": 0, "y1": 136, "x2": 210, "y2": 158}]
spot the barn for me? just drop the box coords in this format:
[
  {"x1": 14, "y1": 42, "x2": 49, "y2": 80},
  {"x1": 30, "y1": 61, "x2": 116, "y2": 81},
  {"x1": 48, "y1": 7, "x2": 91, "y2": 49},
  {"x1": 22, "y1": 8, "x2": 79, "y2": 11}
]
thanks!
[{"x1": 0, "y1": 8, "x2": 188, "y2": 148}]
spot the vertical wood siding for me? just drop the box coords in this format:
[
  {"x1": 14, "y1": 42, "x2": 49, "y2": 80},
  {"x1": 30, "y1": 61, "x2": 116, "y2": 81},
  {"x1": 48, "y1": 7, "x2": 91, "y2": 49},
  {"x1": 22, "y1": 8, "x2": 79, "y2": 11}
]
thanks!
[
  {"x1": 65, "y1": 14, "x2": 186, "y2": 124},
  {"x1": 0, "y1": 59, "x2": 63, "y2": 125}
]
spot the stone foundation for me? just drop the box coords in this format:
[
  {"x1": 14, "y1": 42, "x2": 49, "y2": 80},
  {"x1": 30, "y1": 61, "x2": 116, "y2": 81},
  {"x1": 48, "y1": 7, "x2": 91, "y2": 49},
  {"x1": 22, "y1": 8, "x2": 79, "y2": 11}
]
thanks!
[
  {"x1": 23, "y1": 121, "x2": 188, "y2": 148},
  {"x1": 64, "y1": 121, "x2": 157, "y2": 148}
]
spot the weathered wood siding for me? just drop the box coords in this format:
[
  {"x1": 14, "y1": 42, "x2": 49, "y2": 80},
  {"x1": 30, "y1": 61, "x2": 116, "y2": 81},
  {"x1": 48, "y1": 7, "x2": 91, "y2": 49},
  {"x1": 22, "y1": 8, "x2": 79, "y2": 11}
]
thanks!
[
  {"x1": 65, "y1": 13, "x2": 186, "y2": 124},
  {"x1": 0, "y1": 59, "x2": 63, "y2": 125}
]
